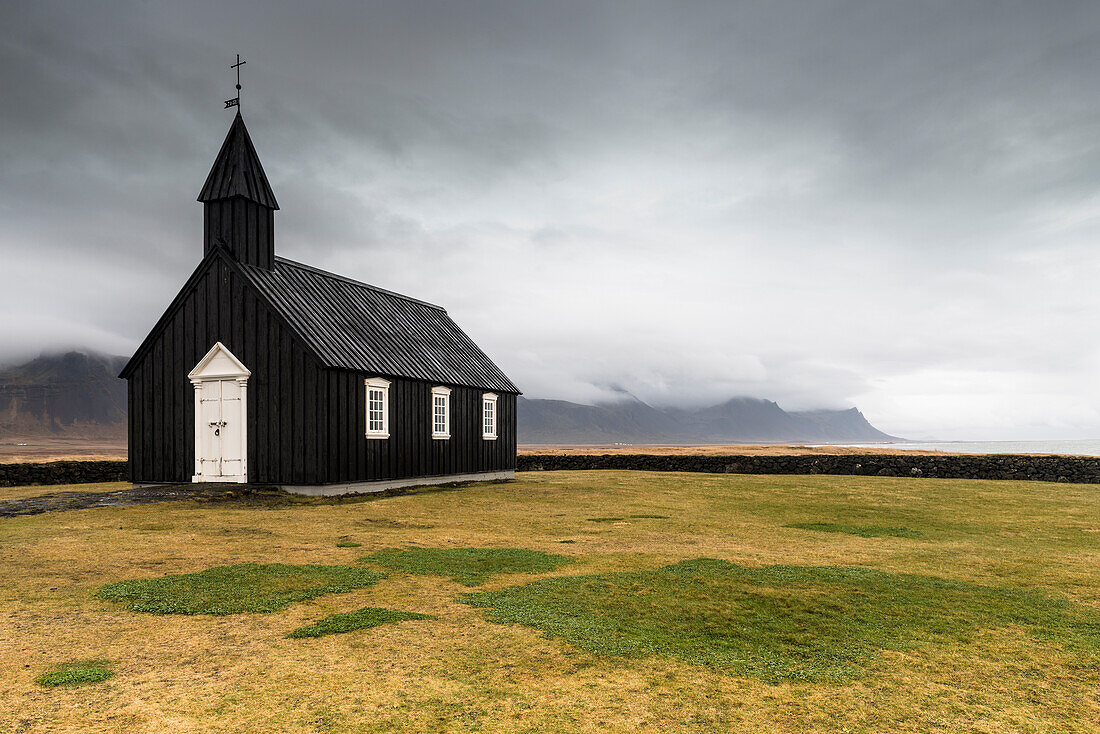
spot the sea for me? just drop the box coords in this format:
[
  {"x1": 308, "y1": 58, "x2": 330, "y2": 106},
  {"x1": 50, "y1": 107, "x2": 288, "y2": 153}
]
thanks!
[{"x1": 827, "y1": 439, "x2": 1100, "y2": 457}]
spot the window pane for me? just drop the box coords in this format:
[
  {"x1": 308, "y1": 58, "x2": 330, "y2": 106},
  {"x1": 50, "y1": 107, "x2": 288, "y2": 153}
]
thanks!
[
  {"x1": 433, "y1": 394, "x2": 447, "y2": 434},
  {"x1": 483, "y1": 399, "x2": 495, "y2": 435},
  {"x1": 368, "y1": 388, "x2": 386, "y2": 433}
]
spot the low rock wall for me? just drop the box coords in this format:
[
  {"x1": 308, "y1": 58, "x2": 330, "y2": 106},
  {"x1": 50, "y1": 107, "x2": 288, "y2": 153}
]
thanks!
[
  {"x1": 7, "y1": 454, "x2": 1100, "y2": 487},
  {"x1": 0, "y1": 460, "x2": 128, "y2": 487},
  {"x1": 516, "y1": 453, "x2": 1100, "y2": 483}
]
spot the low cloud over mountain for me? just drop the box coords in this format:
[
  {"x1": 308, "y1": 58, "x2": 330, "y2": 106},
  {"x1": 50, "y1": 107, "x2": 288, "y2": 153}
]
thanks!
[
  {"x1": 518, "y1": 395, "x2": 897, "y2": 445},
  {"x1": 0, "y1": 351, "x2": 127, "y2": 439}
]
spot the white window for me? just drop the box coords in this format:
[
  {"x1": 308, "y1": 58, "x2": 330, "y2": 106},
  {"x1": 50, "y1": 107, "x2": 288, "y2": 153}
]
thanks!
[
  {"x1": 482, "y1": 393, "x2": 498, "y2": 440},
  {"x1": 365, "y1": 377, "x2": 391, "y2": 438},
  {"x1": 431, "y1": 386, "x2": 451, "y2": 439}
]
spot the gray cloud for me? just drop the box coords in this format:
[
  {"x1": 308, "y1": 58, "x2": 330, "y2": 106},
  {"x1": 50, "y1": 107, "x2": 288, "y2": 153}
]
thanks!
[{"x1": 4, "y1": 1, "x2": 1100, "y2": 439}]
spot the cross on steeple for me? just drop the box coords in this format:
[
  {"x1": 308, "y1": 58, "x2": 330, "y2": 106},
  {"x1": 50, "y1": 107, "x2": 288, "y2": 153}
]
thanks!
[{"x1": 224, "y1": 54, "x2": 246, "y2": 109}]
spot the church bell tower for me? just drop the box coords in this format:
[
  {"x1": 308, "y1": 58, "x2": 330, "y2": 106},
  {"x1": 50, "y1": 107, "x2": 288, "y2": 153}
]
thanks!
[{"x1": 197, "y1": 111, "x2": 279, "y2": 269}]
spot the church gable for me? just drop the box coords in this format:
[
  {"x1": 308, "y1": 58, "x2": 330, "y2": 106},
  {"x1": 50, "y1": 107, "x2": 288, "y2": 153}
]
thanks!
[
  {"x1": 123, "y1": 249, "x2": 328, "y2": 484},
  {"x1": 118, "y1": 248, "x2": 320, "y2": 380}
]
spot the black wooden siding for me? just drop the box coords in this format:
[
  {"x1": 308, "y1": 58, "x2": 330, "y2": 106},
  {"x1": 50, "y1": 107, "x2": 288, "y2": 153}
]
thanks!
[
  {"x1": 350, "y1": 376, "x2": 517, "y2": 483},
  {"x1": 127, "y1": 255, "x2": 516, "y2": 485},
  {"x1": 203, "y1": 197, "x2": 275, "y2": 269}
]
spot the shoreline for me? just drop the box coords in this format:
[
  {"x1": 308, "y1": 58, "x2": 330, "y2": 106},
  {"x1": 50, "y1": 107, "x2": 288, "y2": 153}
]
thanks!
[{"x1": 4, "y1": 438, "x2": 1098, "y2": 464}]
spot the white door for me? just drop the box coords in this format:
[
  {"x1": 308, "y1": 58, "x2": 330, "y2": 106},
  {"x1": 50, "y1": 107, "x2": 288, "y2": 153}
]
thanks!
[
  {"x1": 198, "y1": 379, "x2": 245, "y2": 481},
  {"x1": 189, "y1": 342, "x2": 250, "y2": 483}
]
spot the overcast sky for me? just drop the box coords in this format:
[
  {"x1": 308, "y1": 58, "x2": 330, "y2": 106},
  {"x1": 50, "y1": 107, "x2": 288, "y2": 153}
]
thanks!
[{"x1": 4, "y1": 1, "x2": 1100, "y2": 439}]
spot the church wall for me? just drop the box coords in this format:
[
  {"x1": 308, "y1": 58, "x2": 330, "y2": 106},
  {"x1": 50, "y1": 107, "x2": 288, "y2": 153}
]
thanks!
[
  {"x1": 126, "y1": 255, "x2": 324, "y2": 484},
  {"x1": 323, "y1": 373, "x2": 517, "y2": 484},
  {"x1": 127, "y1": 253, "x2": 517, "y2": 486}
]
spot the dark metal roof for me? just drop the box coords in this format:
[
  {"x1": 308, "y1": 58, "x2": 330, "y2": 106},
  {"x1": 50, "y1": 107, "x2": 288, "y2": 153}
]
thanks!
[
  {"x1": 238, "y1": 257, "x2": 519, "y2": 393},
  {"x1": 197, "y1": 112, "x2": 280, "y2": 209}
]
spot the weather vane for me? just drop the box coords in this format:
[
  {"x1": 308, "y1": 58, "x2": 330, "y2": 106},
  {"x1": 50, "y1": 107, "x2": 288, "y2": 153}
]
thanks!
[{"x1": 224, "y1": 54, "x2": 245, "y2": 109}]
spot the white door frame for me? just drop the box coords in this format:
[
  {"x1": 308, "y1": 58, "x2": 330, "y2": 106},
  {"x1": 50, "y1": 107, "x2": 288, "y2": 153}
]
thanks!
[{"x1": 188, "y1": 342, "x2": 250, "y2": 483}]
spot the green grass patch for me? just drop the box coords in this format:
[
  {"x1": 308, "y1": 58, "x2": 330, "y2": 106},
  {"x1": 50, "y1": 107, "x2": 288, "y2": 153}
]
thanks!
[
  {"x1": 785, "y1": 522, "x2": 923, "y2": 538},
  {"x1": 36, "y1": 660, "x2": 115, "y2": 688},
  {"x1": 287, "y1": 606, "x2": 434, "y2": 638},
  {"x1": 335, "y1": 541, "x2": 362, "y2": 548},
  {"x1": 97, "y1": 563, "x2": 385, "y2": 615},
  {"x1": 586, "y1": 517, "x2": 625, "y2": 523},
  {"x1": 462, "y1": 558, "x2": 1100, "y2": 684},
  {"x1": 629, "y1": 514, "x2": 670, "y2": 519},
  {"x1": 361, "y1": 547, "x2": 572, "y2": 586}
]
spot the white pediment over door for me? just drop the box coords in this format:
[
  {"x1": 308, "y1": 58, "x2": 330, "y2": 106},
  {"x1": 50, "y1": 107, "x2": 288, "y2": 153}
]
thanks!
[{"x1": 189, "y1": 342, "x2": 251, "y2": 382}]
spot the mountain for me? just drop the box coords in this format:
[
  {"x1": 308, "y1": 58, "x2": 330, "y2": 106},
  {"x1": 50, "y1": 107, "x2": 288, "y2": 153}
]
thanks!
[
  {"x1": 0, "y1": 351, "x2": 128, "y2": 439},
  {"x1": 518, "y1": 395, "x2": 898, "y2": 444},
  {"x1": 788, "y1": 408, "x2": 899, "y2": 442},
  {"x1": 513, "y1": 396, "x2": 672, "y2": 444}
]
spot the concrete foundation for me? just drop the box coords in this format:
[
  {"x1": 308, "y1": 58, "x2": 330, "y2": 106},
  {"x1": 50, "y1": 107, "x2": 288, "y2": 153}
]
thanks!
[{"x1": 279, "y1": 470, "x2": 515, "y2": 497}]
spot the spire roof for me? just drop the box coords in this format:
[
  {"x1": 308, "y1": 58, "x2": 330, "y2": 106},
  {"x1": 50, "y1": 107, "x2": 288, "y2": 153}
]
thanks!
[{"x1": 197, "y1": 111, "x2": 279, "y2": 209}]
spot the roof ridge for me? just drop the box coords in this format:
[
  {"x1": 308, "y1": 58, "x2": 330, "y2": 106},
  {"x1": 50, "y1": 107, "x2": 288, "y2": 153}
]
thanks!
[{"x1": 271, "y1": 256, "x2": 446, "y2": 311}]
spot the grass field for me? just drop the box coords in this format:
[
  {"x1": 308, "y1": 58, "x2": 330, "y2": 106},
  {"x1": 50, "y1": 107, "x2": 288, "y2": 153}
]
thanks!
[{"x1": 1, "y1": 470, "x2": 1098, "y2": 732}]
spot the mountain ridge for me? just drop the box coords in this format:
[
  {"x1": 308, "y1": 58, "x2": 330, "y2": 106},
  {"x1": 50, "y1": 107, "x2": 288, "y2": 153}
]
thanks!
[{"x1": 517, "y1": 395, "x2": 899, "y2": 444}]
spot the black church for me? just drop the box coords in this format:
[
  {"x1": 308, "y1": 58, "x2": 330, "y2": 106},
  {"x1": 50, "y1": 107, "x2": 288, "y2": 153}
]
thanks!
[{"x1": 119, "y1": 111, "x2": 519, "y2": 494}]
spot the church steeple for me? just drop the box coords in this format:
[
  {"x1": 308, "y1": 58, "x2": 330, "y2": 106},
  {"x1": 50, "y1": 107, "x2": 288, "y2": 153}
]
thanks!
[{"x1": 197, "y1": 111, "x2": 279, "y2": 269}]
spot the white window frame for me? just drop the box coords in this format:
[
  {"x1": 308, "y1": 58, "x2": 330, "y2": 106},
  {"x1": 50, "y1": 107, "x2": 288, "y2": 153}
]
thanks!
[
  {"x1": 365, "y1": 377, "x2": 391, "y2": 439},
  {"x1": 431, "y1": 386, "x2": 451, "y2": 439},
  {"x1": 482, "y1": 392, "x2": 498, "y2": 440}
]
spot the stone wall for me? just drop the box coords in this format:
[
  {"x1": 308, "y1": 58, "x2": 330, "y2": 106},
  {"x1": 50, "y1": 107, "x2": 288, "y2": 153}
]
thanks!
[
  {"x1": 516, "y1": 453, "x2": 1100, "y2": 483},
  {"x1": 8, "y1": 454, "x2": 1100, "y2": 488},
  {"x1": 0, "y1": 461, "x2": 128, "y2": 487}
]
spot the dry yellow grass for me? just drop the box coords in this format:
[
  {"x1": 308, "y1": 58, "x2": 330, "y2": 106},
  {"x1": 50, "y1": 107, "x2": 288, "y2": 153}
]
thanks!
[
  {"x1": 1, "y1": 470, "x2": 1098, "y2": 733},
  {"x1": 518, "y1": 444, "x2": 952, "y2": 456}
]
